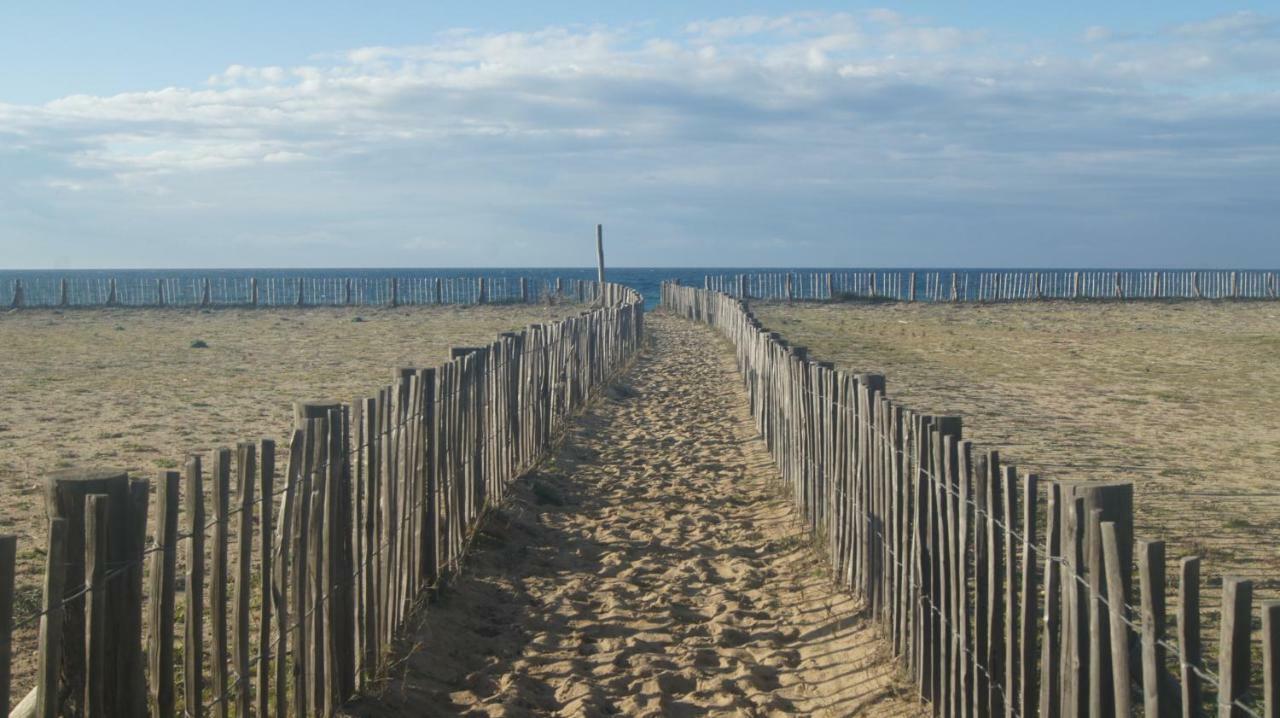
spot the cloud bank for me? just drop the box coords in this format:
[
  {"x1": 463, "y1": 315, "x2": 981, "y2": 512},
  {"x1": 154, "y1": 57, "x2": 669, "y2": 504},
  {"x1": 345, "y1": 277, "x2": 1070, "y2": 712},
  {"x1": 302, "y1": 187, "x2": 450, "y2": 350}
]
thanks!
[{"x1": 2, "y1": 10, "x2": 1278, "y2": 268}]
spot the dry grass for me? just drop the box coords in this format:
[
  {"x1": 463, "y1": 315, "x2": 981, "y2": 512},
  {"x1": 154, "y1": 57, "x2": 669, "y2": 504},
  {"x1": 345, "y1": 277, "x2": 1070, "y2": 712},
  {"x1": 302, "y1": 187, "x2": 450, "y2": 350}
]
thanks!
[
  {"x1": 753, "y1": 299, "x2": 1280, "y2": 623},
  {"x1": 0, "y1": 302, "x2": 578, "y2": 696}
]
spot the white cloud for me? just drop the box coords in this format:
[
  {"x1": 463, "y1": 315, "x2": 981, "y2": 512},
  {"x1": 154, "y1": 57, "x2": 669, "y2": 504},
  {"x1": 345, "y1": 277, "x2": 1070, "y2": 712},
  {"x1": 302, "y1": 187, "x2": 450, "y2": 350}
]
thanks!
[
  {"x1": 1083, "y1": 26, "x2": 1112, "y2": 43},
  {"x1": 1, "y1": 11, "x2": 1278, "y2": 267}
]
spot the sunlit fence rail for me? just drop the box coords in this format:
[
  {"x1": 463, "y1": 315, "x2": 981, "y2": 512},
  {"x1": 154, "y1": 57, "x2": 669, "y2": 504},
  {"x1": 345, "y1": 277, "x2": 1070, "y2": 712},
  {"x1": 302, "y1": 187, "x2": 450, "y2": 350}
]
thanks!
[
  {"x1": 0, "y1": 280, "x2": 642, "y2": 717},
  {"x1": 663, "y1": 280, "x2": 1278, "y2": 718},
  {"x1": 704, "y1": 270, "x2": 1280, "y2": 302},
  {"x1": 5, "y1": 274, "x2": 603, "y2": 308}
]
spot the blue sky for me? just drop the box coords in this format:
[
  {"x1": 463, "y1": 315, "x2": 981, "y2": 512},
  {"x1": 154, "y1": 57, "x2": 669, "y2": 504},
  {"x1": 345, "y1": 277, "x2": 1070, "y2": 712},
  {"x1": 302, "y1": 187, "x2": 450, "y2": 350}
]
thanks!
[{"x1": 2, "y1": 2, "x2": 1278, "y2": 268}]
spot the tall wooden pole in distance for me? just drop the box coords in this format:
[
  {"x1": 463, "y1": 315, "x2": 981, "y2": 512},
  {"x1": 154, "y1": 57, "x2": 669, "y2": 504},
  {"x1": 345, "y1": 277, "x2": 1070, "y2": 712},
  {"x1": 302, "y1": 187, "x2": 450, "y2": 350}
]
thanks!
[
  {"x1": 596, "y1": 224, "x2": 606, "y2": 286},
  {"x1": 596, "y1": 224, "x2": 606, "y2": 304}
]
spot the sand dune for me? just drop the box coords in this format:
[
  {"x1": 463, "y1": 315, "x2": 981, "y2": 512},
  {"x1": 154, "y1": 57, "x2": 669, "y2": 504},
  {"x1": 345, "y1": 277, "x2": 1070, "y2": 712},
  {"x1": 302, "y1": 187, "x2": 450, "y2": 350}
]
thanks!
[{"x1": 344, "y1": 313, "x2": 922, "y2": 717}]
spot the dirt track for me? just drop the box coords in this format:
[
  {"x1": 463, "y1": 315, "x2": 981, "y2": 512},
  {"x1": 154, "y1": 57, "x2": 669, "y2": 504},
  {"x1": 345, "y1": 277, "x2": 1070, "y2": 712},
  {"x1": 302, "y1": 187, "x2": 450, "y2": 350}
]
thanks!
[{"x1": 345, "y1": 313, "x2": 922, "y2": 717}]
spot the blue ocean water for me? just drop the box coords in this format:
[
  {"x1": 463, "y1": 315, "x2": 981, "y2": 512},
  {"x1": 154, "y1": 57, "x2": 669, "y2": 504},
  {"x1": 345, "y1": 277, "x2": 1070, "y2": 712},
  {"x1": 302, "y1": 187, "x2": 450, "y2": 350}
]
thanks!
[{"x1": 1, "y1": 268, "x2": 1275, "y2": 310}]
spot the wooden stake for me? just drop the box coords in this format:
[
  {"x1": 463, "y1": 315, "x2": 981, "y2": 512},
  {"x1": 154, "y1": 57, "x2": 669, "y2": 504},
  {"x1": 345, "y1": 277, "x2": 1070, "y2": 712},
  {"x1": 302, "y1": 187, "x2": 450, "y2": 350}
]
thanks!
[
  {"x1": 1263, "y1": 600, "x2": 1280, "y2": 718},
  {"x1": 211, "y1": 449, "x2": 232, "y2": 718},
  {"x1": 83, "y1": 496, "x2": 108, "y2": 718},
  {"x1": 184, "y1": 457, "x2": 205, "y2": 718},
  {"x1": 1218, "y1": 578, "x2": 1253, "y2": 718},
  {"x1": 148, "y1": 471, "x2": 179, "y2": 718},
  {"x1": 1101, "y1": 522, "x2": 1132, "y2": 718}
]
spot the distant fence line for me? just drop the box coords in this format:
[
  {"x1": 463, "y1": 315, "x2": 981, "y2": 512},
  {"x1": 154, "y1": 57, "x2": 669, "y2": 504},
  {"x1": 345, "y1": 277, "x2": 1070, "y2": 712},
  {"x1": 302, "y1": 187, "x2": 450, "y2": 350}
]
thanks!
[
  {"x1": 663, "y1": 280, "x2": 1278, "y2": 718},
  {"x1": 5, "y1": 275, "x2": 603, "y2": 308},
  {"x1": 0, "y1": 280, "x2": 643, "y2": 717},
  {"x1": 704, "y1": 270, "x2": 1280, "y2": 302}
]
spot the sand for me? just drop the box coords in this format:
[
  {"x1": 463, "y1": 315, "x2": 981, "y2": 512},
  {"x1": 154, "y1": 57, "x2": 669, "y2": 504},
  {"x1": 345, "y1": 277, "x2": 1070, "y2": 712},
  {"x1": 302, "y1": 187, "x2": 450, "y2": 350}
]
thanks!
[
  {"x1": 0, "y1": 302, "x2": 579, "y2": 697},
  {"x1": 752, "y1": 299, "x2": 1280, "y2": 621},
  {"x1": 343, "y1": 313, "x2": 922, "y2": 717}
]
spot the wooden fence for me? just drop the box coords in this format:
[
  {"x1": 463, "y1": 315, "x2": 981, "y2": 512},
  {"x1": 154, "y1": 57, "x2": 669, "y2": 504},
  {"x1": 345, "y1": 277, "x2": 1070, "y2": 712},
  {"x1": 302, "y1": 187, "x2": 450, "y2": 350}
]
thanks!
[
  {"x1": 705, "y1": 270, "x2": 1280, "y2": 302},
  {"x1": 0, "y1": 280, "x2": 642, "y2": 717},
  {"x1": 5, "y1": 275, "x2": 601, "y2": 308},
  {"x1": 663, "y1": 281, "x2": 1278, "y2": 718}
]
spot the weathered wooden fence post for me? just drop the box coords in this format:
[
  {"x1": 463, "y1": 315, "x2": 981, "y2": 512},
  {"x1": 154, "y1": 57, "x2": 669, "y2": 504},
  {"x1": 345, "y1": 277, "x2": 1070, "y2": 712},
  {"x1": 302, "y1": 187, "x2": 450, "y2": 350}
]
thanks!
[
  {"x1": 296, "y1": 278, "x2": 305, "y2": 306},
  {"x1": 344, "y1": 278, "x2": 353, "y2": 306},
  {"x1": 250, "y1": 277, "x2": 259, "y2": 306},
  {"x1": 232, "y1": 444, "x2": 256, "y2": 717},
  {"x1": 106, "y1": 279, "x2": 118, "y2": 307},
  {"x1": 389, "y1": 277, "x2": 398, "y2": 307},
  {"x1": 1100, "y1": 521, "x2": 1132, "y2": 718},
  {"x1": 1138, "y1": 539, "x2": 1170, "y2": 717},
  {"x1": 184, "y1": 456, "x2": 204, "y2": 718},
  {"x1": 83, "y1": 495, "x2": 108, "y2": 718},
  {"x1": 210, "y1": 449, "x2": 231, "y2": 718},
  {"x1": 0, "y1": 534, "x2": 15, "y2": 715},
  {"x1": 1058, "y1": 480, "x2": 1133, "y2": 718},
  {"x1": 147, "y1": 471, "x2": 179, "y2": 718},
  {"x1": 478, "y1": 277, "x2": 488, "y2": 304},
  {"x1": 520, "y1": 277, "x2": 528, "y2": 303},
  {"x1": 1262, "y1": 600, "x2": 1280, "y2": 718},
  {"x1": 200, "y1": 278, "x2": 211, "y2": 307},
  {"x1": 35, "y1": 518, "x2": 68, "y2": 718},
  {"x1": 1219, "y1": 577, "x2": 1254, "y2": 718},
  {"x1": 256, "y1": 439, "x2": 275, "y2": 718},
  {"x1": 1179, "y1": 556, "x2": 1202, "y2": 718},
  {"x1": 59, "y1": 279, "x2": 69, "y2": 308},
  {"x1": 41, "y1": 469, "x2": 148, "y2": 718}
]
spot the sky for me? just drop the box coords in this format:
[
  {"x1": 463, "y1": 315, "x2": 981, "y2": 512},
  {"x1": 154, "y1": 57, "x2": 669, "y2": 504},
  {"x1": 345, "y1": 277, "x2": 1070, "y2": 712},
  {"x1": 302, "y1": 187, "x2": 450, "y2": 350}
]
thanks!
[{"x1": 1, "y1": 2, "x2": 1278, "y2": 269}]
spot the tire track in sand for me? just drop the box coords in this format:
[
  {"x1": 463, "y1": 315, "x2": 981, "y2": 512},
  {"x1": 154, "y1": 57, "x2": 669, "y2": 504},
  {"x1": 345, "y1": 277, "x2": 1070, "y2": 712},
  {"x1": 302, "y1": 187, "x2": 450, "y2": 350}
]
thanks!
[{"x1": 343, "y1": 313, "x2": 924, "y2": 717}]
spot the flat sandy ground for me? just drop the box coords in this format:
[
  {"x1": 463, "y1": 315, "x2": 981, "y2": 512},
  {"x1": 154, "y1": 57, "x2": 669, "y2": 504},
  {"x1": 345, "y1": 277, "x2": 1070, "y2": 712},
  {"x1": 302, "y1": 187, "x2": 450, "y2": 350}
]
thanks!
[
  {"x1": 753, "y1": 300, "x2": 1280, "y2": 623},
  {"x1": 0, "y1": 303, "x2": 578, "y2": 695},
  {"x1": 346, "y1": 314, "x2": 923, "y2": 717}
]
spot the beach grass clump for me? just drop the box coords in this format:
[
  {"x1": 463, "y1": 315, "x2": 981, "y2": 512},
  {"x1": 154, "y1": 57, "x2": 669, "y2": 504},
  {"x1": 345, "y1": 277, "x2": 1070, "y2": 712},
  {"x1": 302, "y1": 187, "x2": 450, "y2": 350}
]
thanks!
[{"x1": 190, "y1": 339, "x2": 209, "y2": 348}]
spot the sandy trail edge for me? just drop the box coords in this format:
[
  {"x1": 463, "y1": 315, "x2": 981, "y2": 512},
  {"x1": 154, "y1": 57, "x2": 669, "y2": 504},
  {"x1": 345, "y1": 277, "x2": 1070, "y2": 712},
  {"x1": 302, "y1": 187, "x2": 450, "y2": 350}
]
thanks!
[{"x1": 342, "y1": 313, "x2": 924, "y2": 717}]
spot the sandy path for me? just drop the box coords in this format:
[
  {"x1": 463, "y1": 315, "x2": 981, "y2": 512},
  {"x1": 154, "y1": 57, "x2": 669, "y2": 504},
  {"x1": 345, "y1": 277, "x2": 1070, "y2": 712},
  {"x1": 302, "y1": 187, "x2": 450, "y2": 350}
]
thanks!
[{"x1": 344, "y1": 313, "x2": 922, "y2": 717}]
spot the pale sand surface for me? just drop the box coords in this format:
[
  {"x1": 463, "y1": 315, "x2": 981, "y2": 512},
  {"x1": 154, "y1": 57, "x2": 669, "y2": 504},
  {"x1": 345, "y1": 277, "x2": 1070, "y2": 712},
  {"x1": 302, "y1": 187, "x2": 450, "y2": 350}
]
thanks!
[
  {"x1": 0, "y1": 303, "x2": 579, "y2": 696},
  {"x1": 345, "y1": 313, "x2": 922, "y2": 717},
  {"x1": 753, "y1": 300, "x2": 1280, "y2": 630}
]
